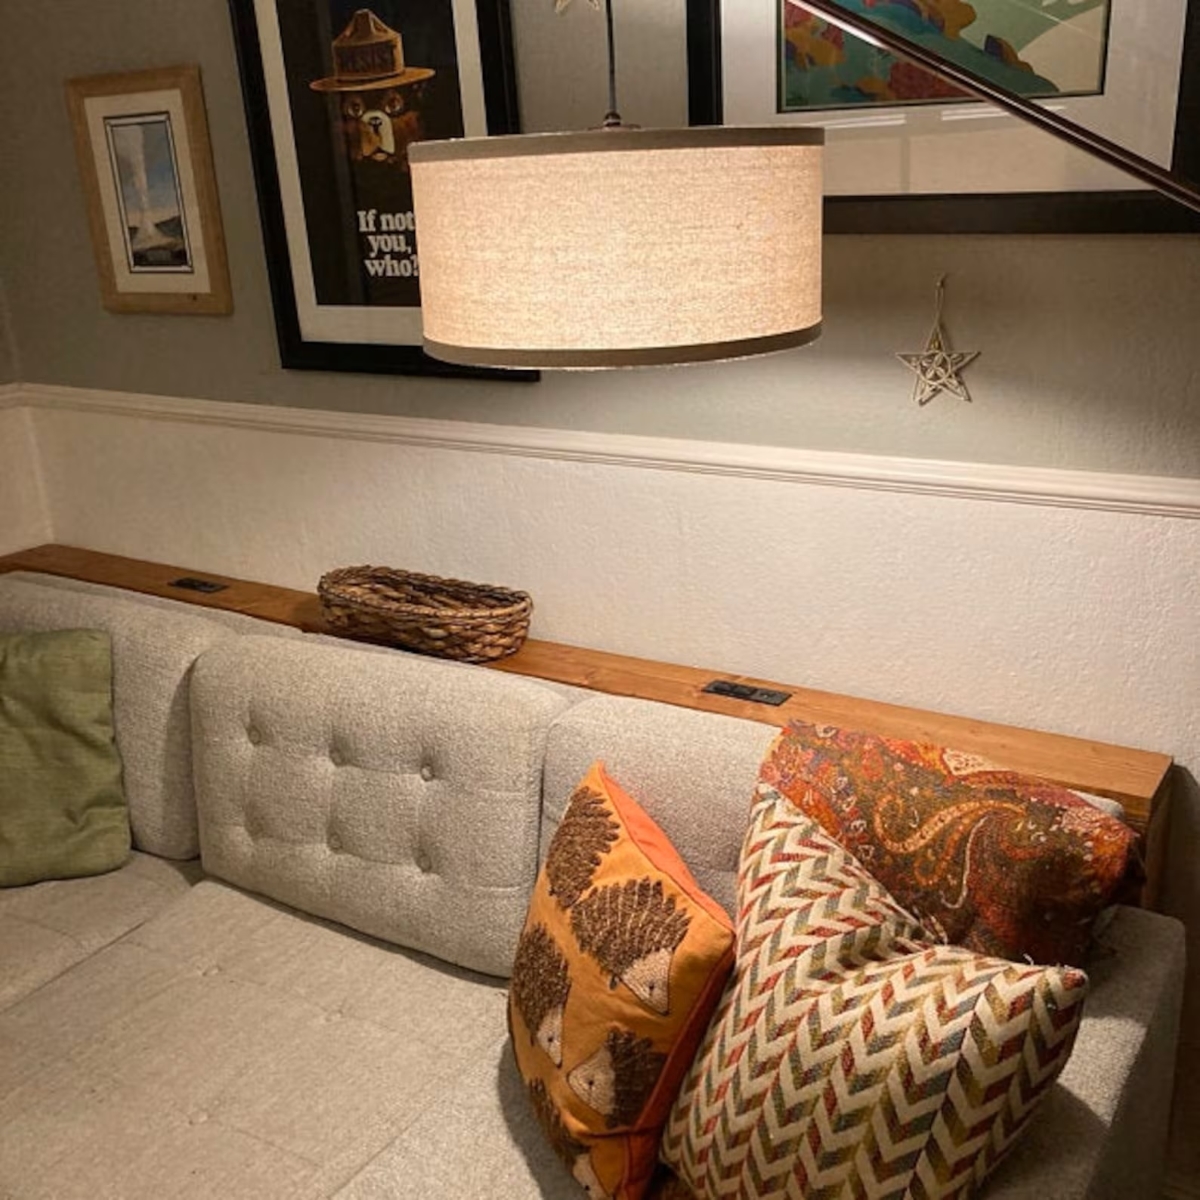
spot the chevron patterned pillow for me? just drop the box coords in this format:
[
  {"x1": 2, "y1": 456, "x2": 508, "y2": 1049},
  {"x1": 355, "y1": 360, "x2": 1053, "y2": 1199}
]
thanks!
[
  {"x1": 510, "y1": 763, "x2": 736, "y2": 1200},
  {"x1": 661, "y1": 784, "x2": 1089, "y2": 1200}
]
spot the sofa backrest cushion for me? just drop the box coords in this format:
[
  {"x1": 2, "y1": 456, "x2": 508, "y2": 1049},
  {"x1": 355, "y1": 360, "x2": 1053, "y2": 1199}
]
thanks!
[
  {"x1": 541, "y1": 695, "x2": 777, "y2": 917},
  {"x1": 0, "y1": 574, "x2": 240, "y2": 859},
  {"x1": 189, "y1": 636, "x2": 573, "y2": 977}
]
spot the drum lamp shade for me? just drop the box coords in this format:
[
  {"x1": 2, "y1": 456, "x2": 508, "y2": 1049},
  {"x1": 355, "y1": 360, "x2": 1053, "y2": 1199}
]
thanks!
[{"x1": 409, "y1": 127, "x2": 824, "y2": 369}]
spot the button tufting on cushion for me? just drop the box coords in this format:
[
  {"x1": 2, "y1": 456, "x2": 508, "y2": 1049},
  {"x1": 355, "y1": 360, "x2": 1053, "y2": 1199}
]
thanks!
[
  {"x1": 191, "y1": 635, "x2": 572, "y2": 975},
  {"x1": 330, "y1": 747, "x2": 345, "y2": 767},
  {"x1": 415, "y1": 851, "x2": 433, "y2": 874},
  {"x1": 328, "y1": 833, "x2": 343, "y2": 852},
  {"x1": 419, "y1": 763, "x2": 435, "y2": 782},
  {"x1": 247, "y1": 725, "x2": 262, "y2": 746}
]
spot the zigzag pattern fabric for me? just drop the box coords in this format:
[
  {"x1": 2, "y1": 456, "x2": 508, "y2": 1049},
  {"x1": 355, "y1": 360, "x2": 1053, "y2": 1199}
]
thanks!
[{"x1": 661, "y1": 785, "x2": 1088, "y2": 1200}]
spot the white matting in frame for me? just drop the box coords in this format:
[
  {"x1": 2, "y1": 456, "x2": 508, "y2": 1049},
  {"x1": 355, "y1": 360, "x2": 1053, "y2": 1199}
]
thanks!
[
  {"x1": 721, "y1": 0, "x2": 1190, "y2": 196},
  {"x1": 84, "y1": 90, "x2": 213, "y2": 296}
]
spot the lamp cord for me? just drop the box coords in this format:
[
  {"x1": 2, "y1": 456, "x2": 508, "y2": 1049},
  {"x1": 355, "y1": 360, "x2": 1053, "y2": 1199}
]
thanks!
[{"x1": 602, "y1": 0, "x2": 621, "y2": 127}]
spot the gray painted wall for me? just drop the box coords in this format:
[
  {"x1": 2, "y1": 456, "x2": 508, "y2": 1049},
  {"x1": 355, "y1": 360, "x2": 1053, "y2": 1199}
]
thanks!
[
  {"x1": 0, "y1": 0, "x2": 1197, "y2": 476},
  {"x1": 0, "y1": 271, "x2": 18, "y2": 385}
]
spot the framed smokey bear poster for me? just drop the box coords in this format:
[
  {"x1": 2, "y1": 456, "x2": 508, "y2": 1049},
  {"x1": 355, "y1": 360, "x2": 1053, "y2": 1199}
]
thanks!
[{"x1": 229, "y1": 0, "x2": 536, "y2": 378}]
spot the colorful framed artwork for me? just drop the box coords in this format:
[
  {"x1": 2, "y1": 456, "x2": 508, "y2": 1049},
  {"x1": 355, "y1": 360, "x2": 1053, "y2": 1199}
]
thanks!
[
  {"x1": 66, "y1": 66, "x2": 233, "y2": 315},
  {"x1": 228, "y1": 0, "x2": 536, "y2": 379},
  {"x1": 687, "y1": 0, "x2": 1200, "y2": 232}
]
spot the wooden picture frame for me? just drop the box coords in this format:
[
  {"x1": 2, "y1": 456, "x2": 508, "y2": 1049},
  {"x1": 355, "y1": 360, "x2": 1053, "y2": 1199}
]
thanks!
[
  {"x1": 687, "y1": 0, "x2": 1200, "y2": 234},
  {"x1": 66, "y1": 66, "x2": 233, "y2": 314},
  {"x1": 228, "y1": 0, "x2": 537, "y2": 381}
]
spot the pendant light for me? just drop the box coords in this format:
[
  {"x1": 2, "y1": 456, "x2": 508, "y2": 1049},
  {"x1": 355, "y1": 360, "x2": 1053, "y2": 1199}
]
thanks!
[{"x1": 409, "y1": 2, "x2": 824, "y2": 370}]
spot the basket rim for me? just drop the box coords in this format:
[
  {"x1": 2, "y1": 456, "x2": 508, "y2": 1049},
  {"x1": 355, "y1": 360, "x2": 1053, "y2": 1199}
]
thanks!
[{"x1": 318, "y1": 565, "x2": 532, "y2": 623}]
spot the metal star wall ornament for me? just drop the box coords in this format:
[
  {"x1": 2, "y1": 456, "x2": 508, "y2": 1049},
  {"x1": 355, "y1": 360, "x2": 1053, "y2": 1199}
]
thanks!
[{"x1": 897, "y1": 277, "x2": 980, "y2": 407}]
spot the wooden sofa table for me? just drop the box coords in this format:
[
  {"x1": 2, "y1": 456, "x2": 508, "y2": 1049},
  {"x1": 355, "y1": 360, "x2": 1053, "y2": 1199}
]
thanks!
[{"x1": 0, "y1": 543, "x2": 1173, "y2": 901}]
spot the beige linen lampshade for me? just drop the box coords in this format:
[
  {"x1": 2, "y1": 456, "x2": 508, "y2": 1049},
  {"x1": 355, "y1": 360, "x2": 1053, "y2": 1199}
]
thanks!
[{"x1": 408, "y1": 127, "x2": 824, "y2": 369}]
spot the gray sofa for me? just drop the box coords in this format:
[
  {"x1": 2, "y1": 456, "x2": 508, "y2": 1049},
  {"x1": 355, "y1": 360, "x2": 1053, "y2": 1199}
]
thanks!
[{"x1": 0, "y1": 570, "x2": 1185, "y2": 1199}]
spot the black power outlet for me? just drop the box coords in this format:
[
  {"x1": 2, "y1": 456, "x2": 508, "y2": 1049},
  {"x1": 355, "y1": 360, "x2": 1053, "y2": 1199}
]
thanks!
[
  {"x1": 169, "y1": 577, "x2": 229, "y2": 595},
  {"x1": 702, "y1": 679, "x2": 791, "y2": 707}
]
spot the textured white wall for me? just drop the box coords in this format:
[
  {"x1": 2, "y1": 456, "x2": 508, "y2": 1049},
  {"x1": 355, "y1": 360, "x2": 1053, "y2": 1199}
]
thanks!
[
  {"x1": 30, "y1": 398, "x2": 1197, "y2": 752},
  {"x1": 0, "y1": 404, "x2": 49, "y2": 554}
]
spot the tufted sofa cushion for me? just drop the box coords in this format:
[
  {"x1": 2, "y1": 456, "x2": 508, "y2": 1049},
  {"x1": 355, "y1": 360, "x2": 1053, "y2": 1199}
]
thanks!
[
  {"x1": 189, "y1": 637, "x2": 574, "y2": 977},
  {"x1": 541, "y1": 696, "x2": 776, "y2": 917},
  {"x1": 0, "y1": 575, "x2": 244, "y2": 859}
]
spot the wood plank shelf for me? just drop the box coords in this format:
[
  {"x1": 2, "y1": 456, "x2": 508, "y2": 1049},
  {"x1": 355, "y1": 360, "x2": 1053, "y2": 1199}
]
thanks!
[{"x1": 1, "y1": 543, "x2": 1172, "y2": 839}]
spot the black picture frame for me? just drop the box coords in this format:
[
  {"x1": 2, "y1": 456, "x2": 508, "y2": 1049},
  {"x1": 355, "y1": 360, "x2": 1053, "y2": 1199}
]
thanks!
[
  {"x1": 686, "y1": 0, "x2": 1200, "y2": 233},
  {"x1": 229, "y1": 0, "x2": 538, "y2": 379}
]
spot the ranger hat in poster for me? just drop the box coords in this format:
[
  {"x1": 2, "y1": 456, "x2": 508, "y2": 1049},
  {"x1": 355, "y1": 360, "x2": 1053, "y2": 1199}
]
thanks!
[{"x1": 310, "y1": 9, "x2": 435, "y2": 167}]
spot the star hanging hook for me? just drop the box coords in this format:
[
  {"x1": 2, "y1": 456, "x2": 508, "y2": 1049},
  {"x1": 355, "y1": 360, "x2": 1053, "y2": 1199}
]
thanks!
[{"x1": 897, "y1": 275, "x2": 980, "y2": 407}]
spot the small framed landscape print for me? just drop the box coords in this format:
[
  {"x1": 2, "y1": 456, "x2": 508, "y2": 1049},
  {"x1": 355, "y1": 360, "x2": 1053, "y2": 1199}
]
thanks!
[
  {"x1": 228, "y1": 0, "x2": 536, "y2": 380},
  {"x1": 66, "y1": 66, "x2": 233, "y2": 314}
]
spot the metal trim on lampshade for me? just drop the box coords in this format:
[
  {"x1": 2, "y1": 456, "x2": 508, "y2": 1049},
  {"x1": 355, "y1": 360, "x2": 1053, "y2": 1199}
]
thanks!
[{"x1": 409, "y1": 127, "x2": 824, "y2": 370}]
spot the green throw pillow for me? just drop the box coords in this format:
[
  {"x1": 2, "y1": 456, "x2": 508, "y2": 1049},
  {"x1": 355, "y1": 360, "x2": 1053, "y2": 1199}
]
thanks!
[{"x1": 0, "y1": 629, "x2": 130, "y2": 887}]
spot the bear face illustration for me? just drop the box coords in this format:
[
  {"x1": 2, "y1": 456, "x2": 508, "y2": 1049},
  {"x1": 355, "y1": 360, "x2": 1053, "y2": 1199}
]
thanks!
[{"x1": 336, "y1": 88, "x2": 425, "y2": 166}]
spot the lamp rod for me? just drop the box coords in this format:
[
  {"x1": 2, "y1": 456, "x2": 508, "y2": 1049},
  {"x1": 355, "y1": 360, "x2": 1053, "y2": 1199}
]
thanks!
[
  {"x1": 790, "y1": 0, "x2": 1200, "y2": 217},
  {"x1": 602, "y1": 0, "x2": 621, "y2": 127}
]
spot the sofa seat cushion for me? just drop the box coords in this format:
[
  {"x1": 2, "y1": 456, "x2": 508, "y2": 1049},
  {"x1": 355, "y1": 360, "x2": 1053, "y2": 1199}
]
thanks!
[
  {"x1": 0, "y1": 891, "x2": 1182, "y2": 1200},
  {"x1": 0, "y1": 851, "x2": 197, "y2": 1011},
  {"x1": 0, "y1": 879, "x2": 511, "y2": 1198},
  {"x1": 335, "y1": 1036, "x2": 581, "y2": 1200},
  {"x1": 290, "y1": 901, "x2": 1192, "y2": 1200},
  {"x1": 981, "y1": 904, "x2": 1186, "y2": 1200}
]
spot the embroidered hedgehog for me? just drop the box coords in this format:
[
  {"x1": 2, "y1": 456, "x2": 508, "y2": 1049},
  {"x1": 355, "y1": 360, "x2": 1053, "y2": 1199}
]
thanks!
[
  {"x1": 545, "y1": 786, "x2": 620, "y2": 909},
  {"x1": 525, "y1": 1079, "x2": 611, "y2": 1200},
  {"x1": 510, "y1": 924, "x2": 571, "y2": 1065},
  {"x1": 567, "y1": 1028, "x2": 667, "y2": 1129},
  {"x1": 571, "y1": 1154, "x2": 609, "y2": 1200},
  {"x1": 570, "y1": 877, "x2": 690, "y2": 1013}
]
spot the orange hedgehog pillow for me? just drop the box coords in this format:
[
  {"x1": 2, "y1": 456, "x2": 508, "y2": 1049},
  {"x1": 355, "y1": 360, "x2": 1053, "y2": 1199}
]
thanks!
[{"x1": 509, "y1": 763, "x2": 735, "y2": 1200}]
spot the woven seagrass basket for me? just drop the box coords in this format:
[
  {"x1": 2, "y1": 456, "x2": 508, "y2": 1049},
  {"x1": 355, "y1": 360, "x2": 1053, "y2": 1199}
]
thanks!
[{"x1": 317, "y1": 565, "x2": 532, "y2": 663}]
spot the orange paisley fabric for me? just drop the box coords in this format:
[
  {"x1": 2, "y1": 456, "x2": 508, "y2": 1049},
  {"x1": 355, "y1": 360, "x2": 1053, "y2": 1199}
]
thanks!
[{"x1": 759, "y1": 722, "x2": 1140, "y2": 966}]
